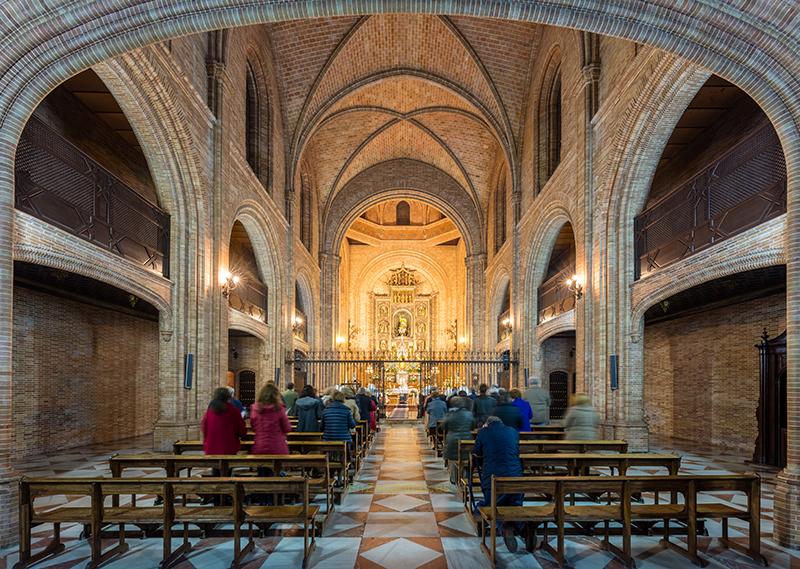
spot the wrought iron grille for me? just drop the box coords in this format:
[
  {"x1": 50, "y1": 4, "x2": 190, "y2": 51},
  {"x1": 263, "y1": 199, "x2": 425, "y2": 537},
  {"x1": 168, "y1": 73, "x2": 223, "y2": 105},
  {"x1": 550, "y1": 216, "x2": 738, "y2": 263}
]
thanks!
[
  {"x1": 14, "y1": 117, "x2": 171, "y2": 277},
  {"x1": 288, "y1": 350, "x2": 519, "y2": 404},
  {"x1": 634, "y1": 123, "x2": 786, "y2": 279},
  {"x1": 537, "y1": 266, "x2": 577, "y2": 323}
]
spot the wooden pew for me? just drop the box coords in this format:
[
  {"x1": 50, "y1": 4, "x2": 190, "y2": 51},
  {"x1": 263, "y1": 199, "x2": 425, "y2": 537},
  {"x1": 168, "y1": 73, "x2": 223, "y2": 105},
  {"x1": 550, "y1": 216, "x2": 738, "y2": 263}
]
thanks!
[
  {"x1": 455, "y1": 439, "x2": 629, "y2": 496},
  {"x1": 172, "y1": 440, "x2": 350, "y2": 494},
  {"x1": 460, "y1": 451, "x2": 681, "y2": 510},
  {"x1": 15, "y1": 477, "x2": 317, "y2": 569},
  {"x1": 109, "y1": 453, "x2": 333, "y2": 517},
  {"x1": 469, "y1": 430, "x2": 565, "y2": 440},
  {"x1": 476, "y1": 474, "x2": 763, "y2": 568}
]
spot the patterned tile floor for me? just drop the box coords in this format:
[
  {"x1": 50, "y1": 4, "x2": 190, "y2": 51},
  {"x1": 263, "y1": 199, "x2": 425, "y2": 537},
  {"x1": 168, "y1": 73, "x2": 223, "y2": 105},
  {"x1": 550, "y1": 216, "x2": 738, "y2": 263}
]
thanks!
[{"x1": 2, "y1": 425, "x2": 800, "y2": 568}]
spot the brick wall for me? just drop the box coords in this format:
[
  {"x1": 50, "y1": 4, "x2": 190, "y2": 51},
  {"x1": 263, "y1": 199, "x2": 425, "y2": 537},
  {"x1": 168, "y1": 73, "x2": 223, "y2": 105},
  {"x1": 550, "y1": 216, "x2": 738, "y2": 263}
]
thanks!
[
  {"x1": 542, "y1": 335, "x2": 575, "y2": 389},
  {"x1": 644, "y1": 292, "x2": 786, "y2": 453},
  {"x1": 12, "y1": 286, "x2": 159, "y2": 458}
]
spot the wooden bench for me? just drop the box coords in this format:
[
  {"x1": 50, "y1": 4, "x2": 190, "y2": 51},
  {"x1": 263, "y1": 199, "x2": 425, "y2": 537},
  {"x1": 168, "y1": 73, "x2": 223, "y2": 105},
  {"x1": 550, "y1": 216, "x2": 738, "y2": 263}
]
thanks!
[
  {"x1": 15, "y1": 476, "x2": 318, "y2": 569},
  {"x1": 456, "y1": 439, "x2": 629, "y2": 496},
  {"x1": 109, "y1": 453, "x2": 334, "y2": 517},
  {"x1": 470, "y1": 430, "x2": 565, "y2": 440},
  {"x1": 172, "y1": 440, "x2": 351, "y2": 495},
  {"x1": 477, "y1": 474, "x2": 763, "y2": 568},
  {"x1": 462, "y1": 452, "x2": 681, "y2": 510}
]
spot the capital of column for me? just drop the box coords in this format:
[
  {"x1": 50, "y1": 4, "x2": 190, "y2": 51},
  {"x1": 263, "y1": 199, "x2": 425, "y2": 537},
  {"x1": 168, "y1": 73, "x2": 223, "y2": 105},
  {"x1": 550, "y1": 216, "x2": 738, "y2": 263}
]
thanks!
[
  {"x1": 465, "y1": 253, "x2": 487, "y2": 270},
  {"x1": 581, "y1": 63, "x2": 601, "y2": 85}
]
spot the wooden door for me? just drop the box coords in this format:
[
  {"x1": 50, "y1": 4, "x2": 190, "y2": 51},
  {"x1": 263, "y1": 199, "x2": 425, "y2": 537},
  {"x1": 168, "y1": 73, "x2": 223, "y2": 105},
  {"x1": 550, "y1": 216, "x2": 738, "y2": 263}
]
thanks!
[
  {"x1": 549, "y1": 370, "x2": 569, "y2": 420},
  {"x1": 754, "y1": 330, "x2": 787, "y2": 468},
  {"x1": 238, "y1": 370, "x2": 256, "y2": 409}
]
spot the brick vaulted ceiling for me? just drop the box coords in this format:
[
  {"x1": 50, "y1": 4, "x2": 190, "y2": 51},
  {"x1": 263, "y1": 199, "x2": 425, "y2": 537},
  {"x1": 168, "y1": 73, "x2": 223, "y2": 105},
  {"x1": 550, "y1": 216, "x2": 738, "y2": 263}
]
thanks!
[{"x1": 265, "y1": 14, "x2": 540, "y2": 211}]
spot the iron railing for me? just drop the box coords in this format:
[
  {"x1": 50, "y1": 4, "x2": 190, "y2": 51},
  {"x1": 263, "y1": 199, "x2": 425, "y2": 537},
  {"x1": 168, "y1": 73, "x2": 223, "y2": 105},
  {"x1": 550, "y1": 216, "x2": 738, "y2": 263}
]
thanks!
[
  {"x1": 15, "y1": 116, "x2": 171, "y2": 277},
  {"x1": 634, "y1": 123, "x2": 786, "y2": 279},
  {"x1": 289, "y1": 350, "x2": 519, "y2": 401},
  {"x1": 538, "y1": 266, "x2": 576, "y2": 323}
]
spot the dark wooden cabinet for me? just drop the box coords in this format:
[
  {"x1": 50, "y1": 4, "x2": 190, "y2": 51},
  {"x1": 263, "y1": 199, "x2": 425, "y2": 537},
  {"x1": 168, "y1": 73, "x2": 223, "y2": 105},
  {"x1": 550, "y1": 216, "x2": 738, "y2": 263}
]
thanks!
[{"x1": 753, "y1": 329, "x2": 787, "y2": 468}]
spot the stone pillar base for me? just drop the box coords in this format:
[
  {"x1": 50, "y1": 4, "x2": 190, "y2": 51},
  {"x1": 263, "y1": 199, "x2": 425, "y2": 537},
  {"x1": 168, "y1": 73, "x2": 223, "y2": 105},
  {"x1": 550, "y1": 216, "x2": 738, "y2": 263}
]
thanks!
[
  {"x1": 609, "y1": 421, "x2": 650, "y2": 452},
  {"x1": 153, "y1": 421, "x2": 200, "y2": 451},
  {"x1": 0, "y1": 472, "x2": 20, "y2": 548},
  {"x1": 774, "y1": 465, "x2": 800, "y2": 548}
]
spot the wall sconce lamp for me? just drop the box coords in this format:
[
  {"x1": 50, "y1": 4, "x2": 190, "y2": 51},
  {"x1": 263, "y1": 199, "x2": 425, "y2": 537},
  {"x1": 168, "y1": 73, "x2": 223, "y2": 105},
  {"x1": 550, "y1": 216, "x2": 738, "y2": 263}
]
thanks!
[
  {"x1": 565, "y1": 274, "x2": 583, "y2": 300},
  {"x1": 292, "y1": 314, "x2": 304, "y2": 331},
  {"x1": 220, "y1": 270, "x2": 240, "y2": 298},
  {"x1": 335, "y1": 335, "x2": 347, "y2": 347}
]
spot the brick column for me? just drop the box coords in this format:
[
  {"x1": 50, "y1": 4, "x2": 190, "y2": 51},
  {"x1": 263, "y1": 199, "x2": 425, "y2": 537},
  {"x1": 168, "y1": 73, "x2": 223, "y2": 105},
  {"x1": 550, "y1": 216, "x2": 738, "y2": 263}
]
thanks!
[
  {"x1": 775, "y1": 163, "x2": 800, "y2": 547},
  {"x1": 0, "y1": 143, "x2": 18, "y2": 546},
  {"x1": 320, "y1": 252, "x2": 340, "y2": 350},
  {"x1": 465, "y1": 253, "x2": 486, "y2": 349}
]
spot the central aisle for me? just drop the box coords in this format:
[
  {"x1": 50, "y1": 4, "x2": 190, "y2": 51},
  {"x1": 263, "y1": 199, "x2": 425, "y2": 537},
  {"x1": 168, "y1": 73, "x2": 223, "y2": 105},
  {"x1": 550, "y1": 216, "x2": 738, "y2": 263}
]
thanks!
[{"x1": 320, "y1": 423, "x2": 485, "y2": 568}]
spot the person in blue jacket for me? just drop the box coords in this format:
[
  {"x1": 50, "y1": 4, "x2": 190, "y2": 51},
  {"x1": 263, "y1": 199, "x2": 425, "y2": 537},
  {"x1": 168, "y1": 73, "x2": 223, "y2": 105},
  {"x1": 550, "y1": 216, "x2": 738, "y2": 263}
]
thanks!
[{"x1": 472, "y1": 416, "x2": 523, "y2": 552}]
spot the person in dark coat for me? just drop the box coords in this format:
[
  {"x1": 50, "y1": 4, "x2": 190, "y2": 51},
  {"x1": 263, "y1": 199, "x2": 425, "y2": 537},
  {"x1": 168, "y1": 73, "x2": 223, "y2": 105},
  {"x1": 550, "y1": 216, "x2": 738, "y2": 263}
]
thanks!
[
  {"x1": 442, "y1": 398, "x2": 475, "y2": 483},
  {"x1": 473, "y1": 384, "x2": 496, "y2": 425},
  {"x1": 355, "y1": 388, "x2": 373, "y2": 431},
  {"x1": 473, "y1": 416, "x2": 523, "y2": 552},
  {"x1": 425, "y1": 390, "x2": 447, "y2": 429},
  {"x1": 292, "y1": 384, "x2": 324, "y2": 432},
  {"x1": 321, "y1": 390, "x2": 356, "y2": 442},
  {"x1": 492, "y1": 391, "x2": 523, "y2": 431}
]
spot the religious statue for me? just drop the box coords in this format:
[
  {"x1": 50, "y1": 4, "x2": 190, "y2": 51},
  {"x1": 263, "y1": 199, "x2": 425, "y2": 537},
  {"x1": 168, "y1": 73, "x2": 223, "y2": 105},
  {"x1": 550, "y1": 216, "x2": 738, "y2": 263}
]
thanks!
[
  {"x1": 396, "y1": 314, "x2": 409, "y2": 337},
  {"x1": 379, "y1": 339, "x2": 388, "y2": 351},
  {"x1": 378, "y1": 320, "x2": 389, "y2": 334},
  {"x1": 416, "y1": 321, "x2": 426, "y2": 336}
]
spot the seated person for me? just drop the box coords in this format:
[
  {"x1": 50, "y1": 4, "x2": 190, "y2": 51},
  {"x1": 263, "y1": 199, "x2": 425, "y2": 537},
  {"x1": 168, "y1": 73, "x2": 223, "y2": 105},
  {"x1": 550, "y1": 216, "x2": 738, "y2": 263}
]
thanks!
[
  {"x1": 472, "y1": 416, "x2": 523, "y2": 552},
  {"x1": 493, "y1": 391, "x2": 523, "y2": 431}
]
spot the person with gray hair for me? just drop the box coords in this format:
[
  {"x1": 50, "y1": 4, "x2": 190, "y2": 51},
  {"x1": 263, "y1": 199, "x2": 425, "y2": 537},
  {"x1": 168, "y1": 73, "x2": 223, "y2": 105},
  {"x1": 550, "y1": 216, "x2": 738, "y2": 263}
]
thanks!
[
  {"x1": 523, "y1": 377, "x2": 551, "y2": 426},
  {"x1": 225, "y1": 385, "x2": 245, "y2": 416}
]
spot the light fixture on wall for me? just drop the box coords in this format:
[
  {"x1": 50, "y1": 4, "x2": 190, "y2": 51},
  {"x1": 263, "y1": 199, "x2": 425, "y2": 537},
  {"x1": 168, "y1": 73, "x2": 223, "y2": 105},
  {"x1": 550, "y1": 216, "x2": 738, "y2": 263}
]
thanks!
[
  {"x1": 220, "y1": 270, "x2": 240, "y2": 298},
  {"x1": 565, "y1": 274, "x2": 583, "y2": 300},
  {"x1": 292, "y1": 314, "x2": 304, "y2": 330},
  {"x1": 500, "y1": 316, "x2": 513, "y2": 340}
]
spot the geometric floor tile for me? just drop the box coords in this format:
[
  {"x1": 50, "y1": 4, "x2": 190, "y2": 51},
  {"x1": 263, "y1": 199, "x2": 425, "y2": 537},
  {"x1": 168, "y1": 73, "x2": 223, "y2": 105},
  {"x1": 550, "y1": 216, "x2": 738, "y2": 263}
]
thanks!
[{"x1": 360, "y1": 537, "x2": 442, "y2": 569}]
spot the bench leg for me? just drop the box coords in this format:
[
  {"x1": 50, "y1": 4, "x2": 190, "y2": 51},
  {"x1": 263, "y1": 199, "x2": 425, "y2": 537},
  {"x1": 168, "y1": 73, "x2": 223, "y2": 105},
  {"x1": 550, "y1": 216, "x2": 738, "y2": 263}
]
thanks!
[{"x1": 13, "y1": 523, "x2": 66, "y2": 569}]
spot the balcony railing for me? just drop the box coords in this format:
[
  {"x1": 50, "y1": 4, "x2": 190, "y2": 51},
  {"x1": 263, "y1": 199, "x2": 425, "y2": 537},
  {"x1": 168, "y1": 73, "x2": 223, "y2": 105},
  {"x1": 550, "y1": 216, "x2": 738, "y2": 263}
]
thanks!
[
  {"x1": 15, "y1": 117, "x2": 170, "y2": 277},
  {"x1": 538, "y1": 267, "x2": 576, "y2": 323},
  {"x1": 228, "y1": 278, "x2": 268, "y2": 323},
  {"x1": 634, "y1": 123, "x2": 786, "y2": 280}
]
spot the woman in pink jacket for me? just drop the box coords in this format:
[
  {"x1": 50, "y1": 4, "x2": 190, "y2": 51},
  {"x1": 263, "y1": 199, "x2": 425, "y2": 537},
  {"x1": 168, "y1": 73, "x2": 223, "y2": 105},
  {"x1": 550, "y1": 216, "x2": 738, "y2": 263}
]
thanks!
[{"x1": 249, "y1": 383, "x2": 292, "y2": 455}]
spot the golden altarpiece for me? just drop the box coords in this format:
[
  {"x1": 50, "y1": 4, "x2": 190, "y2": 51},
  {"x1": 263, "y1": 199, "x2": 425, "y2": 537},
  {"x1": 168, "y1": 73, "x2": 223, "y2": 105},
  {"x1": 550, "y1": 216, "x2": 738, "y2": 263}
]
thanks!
[{"x1": 368, "y1": 265, "x2": 436, "y2": 396}]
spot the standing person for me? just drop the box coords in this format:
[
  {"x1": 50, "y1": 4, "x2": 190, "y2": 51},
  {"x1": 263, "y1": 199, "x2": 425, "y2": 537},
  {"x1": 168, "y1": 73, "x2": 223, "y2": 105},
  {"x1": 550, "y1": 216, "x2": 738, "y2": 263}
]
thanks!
[
  {"x1": 425, "y1": 389, "x2": 447, "y2": 432},
  {"x1": 493, "y1": 391, "x2": 523, "y2": 431},
  {"x1": 250, "y1": 383, "x2": 292, "y2": 455},
  {"x1": 523, "y1": 378, "x2": 551, "y2": 426},
  {"x1": 201, "y1": 387, "x2": 247, "y2": 455},
  {"x1": 474, "y1": 384, "x2": 496, "y2": 426},
  {"x1": 472, "y1": 416, "x2": 523, "y2": 552},
  {"x1": 442, "y1": 398, "x2": 475, "y2": 483},
  {"x1": 563, "y1": 393, "x2": 600, "y2": 440},
  {"x1": 369, "y1": 395, "x2": 378, "y2": 431},
  {"x1": 355, "y1": 388, "x2": 373, "y2": 431},
  {"x1": 293, "y1": 384, "x2": 325, "y2": 432},
  {"x1": 340, "y1": 386, "x2": 361, "y2": 421},
  {"x1": 321, "y1": 391, "x2": 356, "y2": 442},
  {"x1": 509, "y1": 389, "x2": 533, "y2": 431},
  {"x1": 282, "y1": 382, "x2": 299, "y2": 416}
]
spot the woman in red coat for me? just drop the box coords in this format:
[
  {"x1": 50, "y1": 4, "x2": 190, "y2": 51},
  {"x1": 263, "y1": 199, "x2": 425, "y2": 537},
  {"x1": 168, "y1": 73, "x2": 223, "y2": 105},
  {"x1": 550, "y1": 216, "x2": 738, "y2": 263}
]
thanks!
[
  {"x1": 250, "y1": 383, "x2": 292, "y2": 455},
  {"x1": 201, "y1": 387, "x2": 247, "y2": 455}
]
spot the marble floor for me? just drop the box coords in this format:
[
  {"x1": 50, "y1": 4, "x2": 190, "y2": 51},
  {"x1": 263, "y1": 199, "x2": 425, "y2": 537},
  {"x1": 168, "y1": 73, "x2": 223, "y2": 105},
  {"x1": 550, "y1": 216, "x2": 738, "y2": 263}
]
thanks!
[{"x1": 2, "y1": 425, "x2": 800, "y2": 568}]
